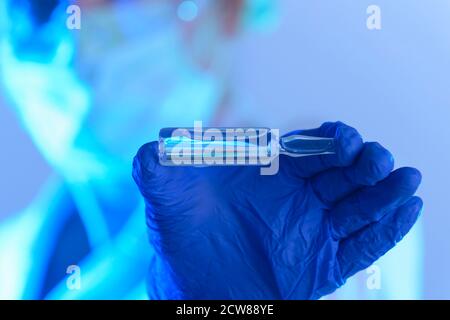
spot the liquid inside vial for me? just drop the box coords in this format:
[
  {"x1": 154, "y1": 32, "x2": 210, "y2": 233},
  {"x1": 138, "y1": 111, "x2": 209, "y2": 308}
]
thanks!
[{"x1": 159, "y1": 127, "x2": 274, "y2": 166}]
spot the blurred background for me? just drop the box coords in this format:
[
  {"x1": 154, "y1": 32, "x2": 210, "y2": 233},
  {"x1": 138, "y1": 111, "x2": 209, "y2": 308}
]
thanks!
[{"x1": 0, "y1": 0, "x2": 449, "y2": 299}]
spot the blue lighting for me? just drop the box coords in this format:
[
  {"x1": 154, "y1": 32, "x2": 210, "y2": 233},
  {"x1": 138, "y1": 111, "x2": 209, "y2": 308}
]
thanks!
[{"x1": 177, "y1": 1, "x2": 199, "y2": 22}]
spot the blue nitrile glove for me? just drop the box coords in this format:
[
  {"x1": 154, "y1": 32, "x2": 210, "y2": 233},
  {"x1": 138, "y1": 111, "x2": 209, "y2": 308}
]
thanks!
[{"x1": 132, "y1": 122, "x2": 423, "y2": 299}]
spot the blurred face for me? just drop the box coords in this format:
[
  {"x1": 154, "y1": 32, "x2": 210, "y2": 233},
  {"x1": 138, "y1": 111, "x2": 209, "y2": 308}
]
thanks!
[
  {"x1": 76, "y1": 0, "x2": 242, "y2": 73},
  {"x1": 1, "y1": 0, "x2": 243, "y2": 181}
]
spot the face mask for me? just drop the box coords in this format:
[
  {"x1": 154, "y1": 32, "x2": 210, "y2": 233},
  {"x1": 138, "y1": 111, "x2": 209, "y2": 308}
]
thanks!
[{"x1": 73, "y1": 1, "x2": 225, "y2": 171}]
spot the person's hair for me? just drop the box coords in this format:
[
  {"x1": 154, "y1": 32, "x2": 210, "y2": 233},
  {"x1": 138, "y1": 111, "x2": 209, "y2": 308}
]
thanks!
[
  {"x1": 9, "y1": 0, "x2": 60, "y2": 27},
  {"x1": 7, "y1": 0, "x2": 66, "y2": 61}
]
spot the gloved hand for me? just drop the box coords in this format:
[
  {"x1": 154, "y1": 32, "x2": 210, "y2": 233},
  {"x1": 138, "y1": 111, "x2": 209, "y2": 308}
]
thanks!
[{"x1": 132, "y1": 122, "x2": 423, "y2": 299}]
